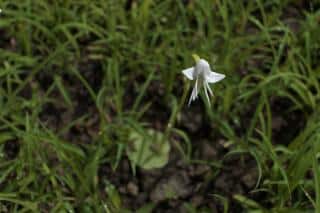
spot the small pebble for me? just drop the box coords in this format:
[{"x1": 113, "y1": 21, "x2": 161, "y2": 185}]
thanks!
[{"x1": 127, "y1": 182, "x2": 139, "y2": 196}]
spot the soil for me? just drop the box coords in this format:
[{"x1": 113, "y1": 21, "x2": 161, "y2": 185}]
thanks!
[{"x1": 99, "y1": 145, "x2": 261, "y2": 212}]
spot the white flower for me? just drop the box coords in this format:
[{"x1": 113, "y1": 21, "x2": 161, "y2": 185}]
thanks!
[{"x1": 182, "y1": 56, "x2": 225, "y2": 106}]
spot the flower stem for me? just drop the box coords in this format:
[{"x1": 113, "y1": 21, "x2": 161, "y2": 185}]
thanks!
[{"x1": 165, "y1": 79, "x2": 190, "y2": 139}]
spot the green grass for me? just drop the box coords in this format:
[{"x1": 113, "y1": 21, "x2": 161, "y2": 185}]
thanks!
[{"x1": 0, "y1": 0, "x2": 320, "y2": 212}]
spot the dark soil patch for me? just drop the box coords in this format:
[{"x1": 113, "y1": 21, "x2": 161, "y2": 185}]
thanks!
[{"x1": 99, "y1": 145, "x2": 261, "y2": 212}]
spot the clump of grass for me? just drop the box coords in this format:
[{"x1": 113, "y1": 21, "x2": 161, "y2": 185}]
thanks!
[{"x1": 0, "y1": 0, "x2": 319, "y2": 212}]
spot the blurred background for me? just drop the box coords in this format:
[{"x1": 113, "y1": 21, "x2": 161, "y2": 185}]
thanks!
[{"x1": 0, "y1": 0, "x2": 320, "y2": 212}]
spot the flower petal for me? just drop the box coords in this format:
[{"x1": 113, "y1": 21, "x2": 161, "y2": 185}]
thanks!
[
  {"x1": 182, "y1": 67, "x2": 195, "y2": 80},
  {"x1": 206, "y1": 71, "x2": 225, "y2": 83},
  {"x1": 188, "y1": 78, "x2": 200, "y2": 106},
  {"x1": 203, "y1": 81, "x2": 211, "y2": 106},
  {"x1": 205, "y1": 80, "x2": 213, "y2": 96}
]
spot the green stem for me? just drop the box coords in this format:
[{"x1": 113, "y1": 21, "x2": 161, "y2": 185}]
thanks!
[{"x1": 164, "y1": 80, "x2": 190, "y2": 139}]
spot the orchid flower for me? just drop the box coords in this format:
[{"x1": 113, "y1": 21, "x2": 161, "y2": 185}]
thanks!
[{"x1": 182, "y1": 55, "x2": 225, "y2": 106}]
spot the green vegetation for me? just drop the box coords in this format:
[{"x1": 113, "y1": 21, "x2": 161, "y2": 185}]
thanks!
[{"x1": 0, "y1": 0, "x2": 319, "y2": 212}]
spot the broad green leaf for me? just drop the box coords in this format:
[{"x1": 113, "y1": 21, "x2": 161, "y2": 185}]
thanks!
[{"x1": 127, "y1": 129, "x2": 170, "y2": 170}]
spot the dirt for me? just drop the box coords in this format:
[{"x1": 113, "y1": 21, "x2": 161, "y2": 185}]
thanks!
[
  {"x1": 95, "y1": 90, "x2": 263, "y2": 212},
  {"x1": 99, "y1": 142, "x2": 260, "y2": 212}
]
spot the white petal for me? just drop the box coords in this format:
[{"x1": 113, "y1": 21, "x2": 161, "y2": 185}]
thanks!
[
  {"x1": 197, "y1": 59, "x2": 210, "y2": 69},
  {"x1": 188, "y1": 78, "x2": 199, "y2": 105},
  {"x1": 205, "y1": 81, "x2": 213, "y2": 96},
  {"x1": 182, "y1": 67, "x2": 195, "y2": 80},
  {"x1": 203, "y1": 82, "x2": 211, "y2": 106},
  {"x1": 188, "y1": 86, "x2": 196, "y2": 106},
  {"x1": 205, "y1": 71, "x2": 225, "y2": 83}
]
